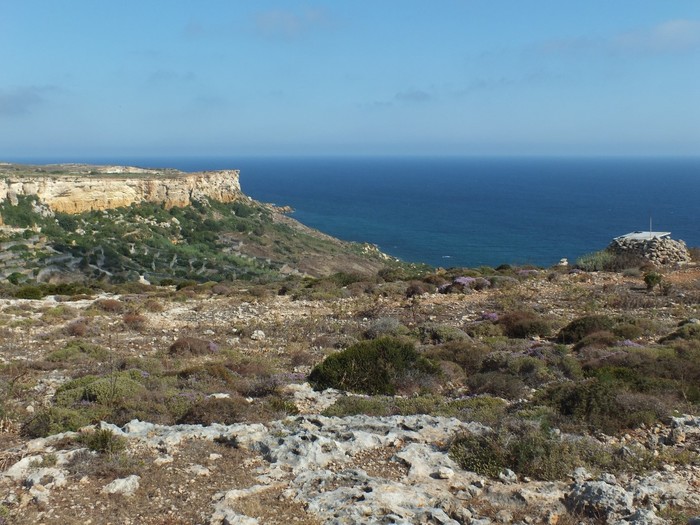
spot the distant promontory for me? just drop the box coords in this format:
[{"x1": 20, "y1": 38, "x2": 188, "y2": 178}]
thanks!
[{"x1": 0, "y1": 163, "x2": 241, "y2": 216}]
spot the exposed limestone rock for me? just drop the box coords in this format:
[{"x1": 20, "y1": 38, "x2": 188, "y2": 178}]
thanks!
[
  {"x1": 101, "y1": 474, "x2": 140, "y2": 496},
  {"x1": 566, "y1": 479, "x2": 634, "y2": 519},
  {"x1": 0, "y1": 165, "x2": 241, "y2": 213}
]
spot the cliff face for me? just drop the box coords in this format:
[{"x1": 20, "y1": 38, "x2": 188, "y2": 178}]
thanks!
[{"x1": 0, "y1": 165, "x2": 241, "y2": 214}]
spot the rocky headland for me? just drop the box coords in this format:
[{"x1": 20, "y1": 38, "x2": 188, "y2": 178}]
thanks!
[
  {"x1": 0, "y1": 163, "x2": 390, "y2": 282},
  {"x1": 0, "y1": 163, "x2": 241, "y2": 215}
]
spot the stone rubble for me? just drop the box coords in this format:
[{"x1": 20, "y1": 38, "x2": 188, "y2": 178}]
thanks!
[{"x1": 608, "y1": 236, "x2": 692, "y2": 266}]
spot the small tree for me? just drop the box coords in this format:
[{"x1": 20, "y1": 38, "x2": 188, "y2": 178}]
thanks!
[{"x1": 643, "y1": 272, "x2": 663, "y2": 292}]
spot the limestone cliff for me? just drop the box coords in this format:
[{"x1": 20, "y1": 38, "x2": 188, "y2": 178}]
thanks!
[{"x1": 0, "y1": 163, "x2": 241, "y2": 214}]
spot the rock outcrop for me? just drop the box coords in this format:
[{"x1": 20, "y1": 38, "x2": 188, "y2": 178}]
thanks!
[{"x1": 0, "y1": 164, "x2": 241, "y2": 214}]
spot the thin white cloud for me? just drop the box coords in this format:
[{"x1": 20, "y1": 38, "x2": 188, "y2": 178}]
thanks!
[
  {"x1": 147, "y1": 70, "x2": 196, "y2": 85},
  {"x1": 614, "y1": 19, "x2": 700, "y2": 53},
  {"x1": 183, "y1": 20, "x2": 208, "y2": 40},
  {"x1": 395, "y1": 89, "x2": 432, "y2": 103},
  {"x1": 254, "y1": 8, "x2": 332, "y2": 40},
  {"x1": 0, "y1": 86, "x2": 54, "y2": 117},
  {"x1": 538, "y1": 19, "x2": 700, "y2": 56}
]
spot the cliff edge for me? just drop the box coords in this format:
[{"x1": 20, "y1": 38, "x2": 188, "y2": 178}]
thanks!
[{"x1": 0, "y1": 163, "x2": 241, "y2": 214}]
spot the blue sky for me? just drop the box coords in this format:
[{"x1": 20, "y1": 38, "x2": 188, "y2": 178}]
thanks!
[{"x1": 2, "y1": 1, "x2": 699, "y2": 157}]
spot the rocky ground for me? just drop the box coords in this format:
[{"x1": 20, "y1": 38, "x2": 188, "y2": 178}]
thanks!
[{"x1": 1, "y1": 267, "x2": 700, "y2": 524}]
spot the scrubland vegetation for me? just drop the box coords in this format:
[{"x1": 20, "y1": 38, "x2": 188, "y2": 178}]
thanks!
[
  {"x1": 0, "y1": 256, "x2": 698, "y2": 455},
  {"x1": 1, "y1": 189, "x2": 700, "y2": 523}
]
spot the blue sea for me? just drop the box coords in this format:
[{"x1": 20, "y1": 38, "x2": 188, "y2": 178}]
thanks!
[{"x1": 13, "y1": 156, "x2": 700, "y2": 268}]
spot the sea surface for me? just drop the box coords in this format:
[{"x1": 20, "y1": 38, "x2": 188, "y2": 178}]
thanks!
[{"x1": 13, "y1": 156, "x2": 700, "y2": 268}]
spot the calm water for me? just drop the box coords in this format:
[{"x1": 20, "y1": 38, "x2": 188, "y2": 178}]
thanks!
[{"x1": 12, "y1": 156, "x2": 700, "y2": 268}]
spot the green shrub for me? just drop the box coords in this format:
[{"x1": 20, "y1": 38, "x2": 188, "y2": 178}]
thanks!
[
  {"x1": 20, "y1": 407, "x2": 91, "y2": 438},
  {"x1": 122, "y1": 312, "x2": 147, "y2": 331},
  {"x1": 644, "y1": 271, "x2": 663, "y2": 291},
  {"x1": 418, "y1": 323, "x2": 469, "y2": 344},
  {"x1": 93, "y1": 298, "x2": 124, "y2": 313},
  {"x1": 14, "y1": 285, "x2": 44, "y2": 300},
  {"x1": 323, "y1": 396, "x2": 394, "y2": 417},
  {"x1": 464, "y1": 321, "x2": 503, "y2": 338},
  {"x1": 449, "y1": 422, "x2": 616, "y2": 481},
  {"x1": 168, "y1": 337, "x2": 217, "y2": 356},
  {"x1": 557, "y1": 315, "x2": 615, "y2": 344},
  {"x1": 56, "y1": 373, "x2": 146, "y2": 407},
  {"x1": 660, "y1": 322, "x2": 700, "y2": 343},
  {"x1": 689, "y1": 247, "x2": 700, "y2": 262},
  {"x1": 440, "y1": 396, "x2": 508, "y2": 425},
  {"x1": 574, "y1": 330, "x2": 619, "y2": 350},
  {"x1": 364, "y1": 317, "x2": 409, "y2": 339},
  {"x1": 82, "y1": 376, "x2": 146, "y2": 405},
  {"x1": 177, "y1": 396, "x2": 248, "y2": 425},
  {"x1": 487, "y1": 275, "x2": 519, "y2": 289},
  {"x1": 176, "y1": 280, "x2": 198, "y2": 290},
  {"x1": 467, "y1": 371, "x2": 527, "y2": 400},
  {"x1": 0, "y1": 196, "x2": 43, "y2": 228},
  {"x1": 46, "y1": 341, "x2": 109, "y2": 362},
  {"x1": 449, "y1": 432, "x2": 507, "y2": 478},
  {"x1": 536, "y1": 377, "x2": 669, "y2": 434},
  {"x1": 80, "y1": 428, "x2": 127, "y2": 454},
  {"x1": 424, "y1": 341, "x2": 491, "y2": 375},
  {"x1": 308, "y1": 337, "x2": 439, "y2": 395},
  {"x1": 613, "y1": 323, "x2": 643, "y2": 340},
  {"x1": 499, "y1": 311, "x2": 551, "y2": 339},
  {"x1": 576, "y1": 250, "x2": 644, "y2": 272},
  {"x1": 405, "y1": 280, "x2": 434, "y2": 298}
]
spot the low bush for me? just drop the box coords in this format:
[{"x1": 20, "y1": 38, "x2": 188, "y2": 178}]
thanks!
[
  {"x1": 613, "y1": 322, "x2": 643, "y2": 340},
  {"x1": 46, "y1": 341, "x2": 109, "y2": 363},
  {"x1": 557, "y1": 315, "x2": 615, "y2": 344},
  {"x1": 464, "y1": 321, "x2": 504, "y2": 338},
  {"x1": 14, "y1": 286, "x2": 44, "y2": 300},
  {"x1": 689, "y1": 246, "x2": 700, "y2": 262},
  {"x1": 122, "y1": 312, "x2": 147, "y2": 331},
  {"x1": 424, "y1": 341, "x2": 491, "y2": 375},
  {"x1": 83, "y1": 376, "x2": 147, "y2": 405},
  {"x1": 418, "y1": 323, "x2": 470, "y2": 344},
  {"x1": 467, "y1": 371, "x2": 527, "y2": 400},
  {"x1": 65, "y1": 319, "x2": 89, "y2": 337},
  {"x1": 499, "y1": 311, "x2": 551, "y2": 339},
  {"x1": 56, "y1": 373, "x2": 147, "y2": 407},
  {"x1": 323, "y1": 396, "x2": 394, "y2": 417},
  {"x1": 449, "y1": 422, "x2": 617, "y2": 481},
  {"x1": 574, "y1": 330, "x2": 619, "y2": 350},
  {"x1": 308, "y1": 337, "x2": 439, "y2": 395},
  {"x1": 79, "y1": 428, "x2": 127, "y2": 454},
  {"x1": 322, "y1": 394, "x2": 509, "y2": 424},
  {"x1": 537, "y1": 377, "x2": 670, "y2": 434},
  {"x1": 659, "y1": 322, "x2": 700, "y2": 343},
  {"x1": 168, "y1": 337, "x2": 218, "y2": 356},
  {"x1": 93, "y1": 298, "x2": 124, "y2": 313},
  {"x1": 576, "y1": 250, "x2": 645, "y2": 272},
  {"x1": 177, "y1": 396, "x2": 248, "y2": 425},
  {"x1": 364, "y1": 317, "x2": 409, "y2": 339},
  {"x1": 488, "y1": 275, "x2": 519, "y2": 289},
  {"x1": 405, "y1": 280, "x2": 434, "y2": 298},
  {"x1": 644, "y1": 271, "x2": 663, "y2": 291},
  {"x1": 20, "y1": 407, "x2": 91, "y2": 438}
]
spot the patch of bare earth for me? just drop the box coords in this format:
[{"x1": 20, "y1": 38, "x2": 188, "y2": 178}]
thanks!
[{"x1": 10, "y1": 440, "x2": 258, "y2": 525}]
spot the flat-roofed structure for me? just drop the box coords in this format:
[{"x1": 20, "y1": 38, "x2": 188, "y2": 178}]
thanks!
[{"x1": 614, "y1": 231, "x2": 671, "y2": 242}]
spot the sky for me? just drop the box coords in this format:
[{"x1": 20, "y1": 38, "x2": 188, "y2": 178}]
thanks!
[{"x1": 1, "y1": 1, "x2": 700, "y2": 158}]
